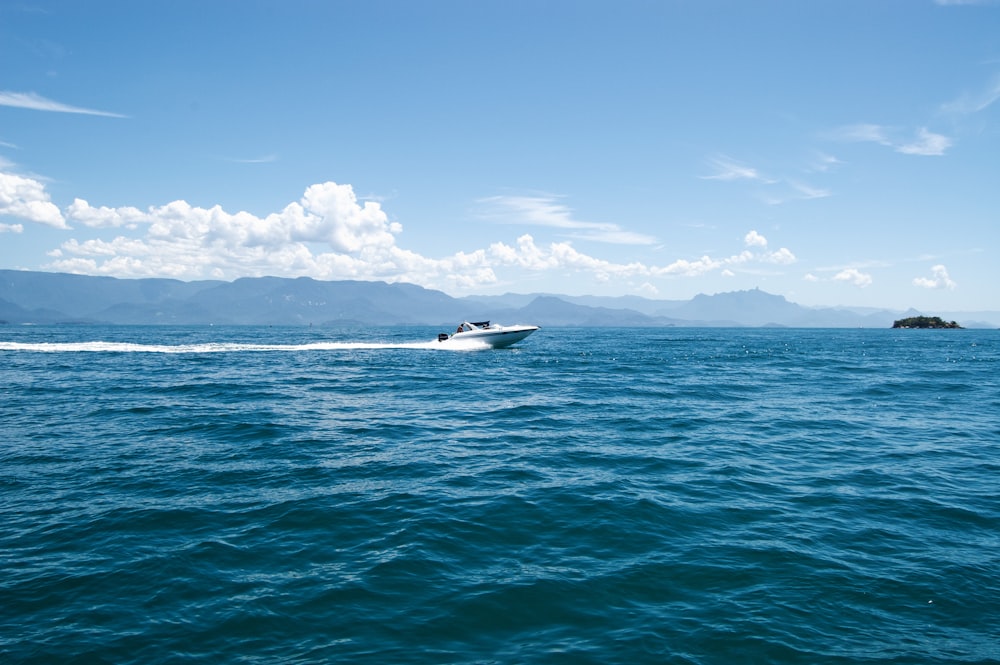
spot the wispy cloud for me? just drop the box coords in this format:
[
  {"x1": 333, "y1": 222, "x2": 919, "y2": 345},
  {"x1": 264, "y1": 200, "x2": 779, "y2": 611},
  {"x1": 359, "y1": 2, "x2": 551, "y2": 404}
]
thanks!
[
  {"x1": 704, "y1": 155, "x2": 833, "y2": 205},
  {"x1": 808, "y1": 152, "x2": 844, "y2": 173},
  {"x1": 896, "y1": 128, "x2": 953, "y2": 156},
  {"x1": 225, "y1": 154, "x2": 279, "y2": 164},
  {"x1": 834, "y1": 123, "x2": 892, "y2": 146},
  {"x1": 942, "y1": 74, "x2": 1000, "y2": 115},
  {"x1": 788, "y1": 181, "x2": 831, "y2": 200},
  {"x1": 833, "y1": 123, "x2": 951, "y2": 156},
  {"x1": 757, "y1": 180, "x2": 832, "y2": 206},
  {"x1": 477, "y1": 194, "x2": 656, "y2": 245},
  {"x1": 0, "y1": 91, "x2": 127, "y2": 118},
  {"x1": 700, "y1": 156, "x2": 776, "y2": 182},
  {"x1": 934, "y1": 0, "x2": 998, "y2": 5}
]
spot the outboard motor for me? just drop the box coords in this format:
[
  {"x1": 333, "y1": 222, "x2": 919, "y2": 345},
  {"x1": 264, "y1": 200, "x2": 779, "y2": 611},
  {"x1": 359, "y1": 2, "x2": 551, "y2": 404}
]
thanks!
[{"x1": 437, "y1": 333, "x2": 449, "y2": 342}]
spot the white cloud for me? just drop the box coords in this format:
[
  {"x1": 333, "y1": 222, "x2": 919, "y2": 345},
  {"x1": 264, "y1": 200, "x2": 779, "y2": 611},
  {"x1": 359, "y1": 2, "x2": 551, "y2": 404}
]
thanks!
[
  {"x1": 833, "y1": 268, "x2": 873, "y2": 288},
  {"x1": 40, "y1": 180, "x2": 802, "y2": 292},
  {"x1": 637, "y1": 282, "x2": 659, "y2": 296},
  {"x1": 655, "y1": 255, "x2": 722, "y2": 277},
  {"x1": 0, "y1": 91, "x2": 126, "y2": 118},
  {"x1": 740, "y1": 231, "x2": 795, "y2": 264},
  {"x1": 833, "y1": 123, "x2": 951, "y2": 156},
  {"x1": 56, "y1": 182, "x2": 408, "y2": 278},
  {"x1": 788, "y1": 181, "x2": 831, "y2": 200},
  {"x1": 835, "y1": 123, "x2": 892, "y2": 146},
  {"x1": 477, "y1": 194, "x2": 656, "y2": 245},
  {"x1": 913, "y1": 264, "x2": 957, "y2": 290},
  {"x1": 705, "y1": 157, "x2": 830, "y2": 205},
  {"x1": 226, "y1": 154, "x2": 278, "y2": 164},
  {"x1": 1, "y1": 223, "x2": 24, "y2": 233},
  {"x1": 934, "y1": 0, "x2": 997, "y2": 5},
  {"x1": 942, "y1": 75, "x2": 1000, "y2": 114},
  {"x1": 809, "y1": 152, "x2": 843, "y2": 173},
  {"x1": 896, "y1": 128, "x2": 952, "y2": 156},
  {"x1": 0, "y1": 172, "x2": 68, "y2": 228},
  {"x1": 66, "y1": 199, "x2": 146, "y2": 228},
  {"x1": 700, "y1": 156, "x2": 774, "y2": 182},
  {"x1": 763, "y1": 247, "x2": 796, "y2": 264}
]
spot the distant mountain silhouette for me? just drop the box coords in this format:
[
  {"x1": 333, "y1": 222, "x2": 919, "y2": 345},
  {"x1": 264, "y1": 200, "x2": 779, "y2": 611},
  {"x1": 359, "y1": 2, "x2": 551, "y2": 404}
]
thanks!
[{"x1": 1, "y1": 270, "x2": 996, "y2": 328}]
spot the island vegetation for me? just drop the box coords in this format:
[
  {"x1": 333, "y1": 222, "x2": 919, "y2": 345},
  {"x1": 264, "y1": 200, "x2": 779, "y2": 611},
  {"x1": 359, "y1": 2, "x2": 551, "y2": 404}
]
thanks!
[{"x1": 892, "y1": 316, "x2": 962, "y2": 329}]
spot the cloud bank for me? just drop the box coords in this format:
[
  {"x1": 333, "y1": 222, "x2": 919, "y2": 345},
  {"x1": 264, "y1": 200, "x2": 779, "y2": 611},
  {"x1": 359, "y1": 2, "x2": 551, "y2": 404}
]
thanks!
[{"x1": 1, "y1": 172, "x2": 802, "y2": 293}]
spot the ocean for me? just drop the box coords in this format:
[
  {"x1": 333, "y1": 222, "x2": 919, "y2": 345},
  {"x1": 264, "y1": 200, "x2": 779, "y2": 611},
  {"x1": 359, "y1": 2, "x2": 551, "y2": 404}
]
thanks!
[{"x1": 1, "y1": 325, "x2": 998, "y2": 664}]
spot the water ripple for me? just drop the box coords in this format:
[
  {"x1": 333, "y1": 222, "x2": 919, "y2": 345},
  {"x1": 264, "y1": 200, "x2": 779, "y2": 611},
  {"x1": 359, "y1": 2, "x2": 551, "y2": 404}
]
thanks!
[{"x1": 2, "y1": 327, "x2": 998, "y2": 663}]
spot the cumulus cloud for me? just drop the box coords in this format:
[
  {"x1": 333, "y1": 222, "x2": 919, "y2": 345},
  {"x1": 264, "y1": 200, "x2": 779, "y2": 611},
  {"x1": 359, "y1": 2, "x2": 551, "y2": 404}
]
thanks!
[
  {"x1": 913, "y1": 264, "x2": 956, "y2": 290},
  {"x1": 763, "y1": 247, "x2": 796, "y2": 264},
  {"x1": 655, "y1": 255, "x2": 723, "y2": 277},
  {"x1": 0, "y1": 91, "x2": 126, "y2": 118},
  {"x1": 67, "y1": 199, "x2": 146, "y2": 228},
  {"x1": 39, "y1": 181, "x2": 800, "y2": 292},
  {"x1": 56, "y1": 182, "x2": 407, "y2": 279},
  {"x1": 833, "y1": 268, "x2": 873, "y2": 288},
  {"x1": 741, "y1": 230, "x2": 796, "y2": 264},
  {"x1": 0, "y1": 172, "x2": 68, "y2": 228}
]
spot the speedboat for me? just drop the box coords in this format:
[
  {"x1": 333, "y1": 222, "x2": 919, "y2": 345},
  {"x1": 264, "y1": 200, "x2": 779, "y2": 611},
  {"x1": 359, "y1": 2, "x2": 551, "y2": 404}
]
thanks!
[{"x1": 438, "y1": 321, "x2": 539, "y2": 348}]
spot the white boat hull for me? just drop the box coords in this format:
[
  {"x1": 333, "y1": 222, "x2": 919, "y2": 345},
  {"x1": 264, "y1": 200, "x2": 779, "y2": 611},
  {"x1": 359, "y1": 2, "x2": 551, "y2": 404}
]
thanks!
[{"x1": 442, "y1": 323, "x2": 539, "y2": 348}]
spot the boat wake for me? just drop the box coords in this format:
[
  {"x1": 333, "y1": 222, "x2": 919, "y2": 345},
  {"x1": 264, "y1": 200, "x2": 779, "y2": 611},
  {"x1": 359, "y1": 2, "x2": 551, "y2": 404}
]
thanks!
[{"x1": 0, "y1": 338, "x2": 492, "y2": 354}]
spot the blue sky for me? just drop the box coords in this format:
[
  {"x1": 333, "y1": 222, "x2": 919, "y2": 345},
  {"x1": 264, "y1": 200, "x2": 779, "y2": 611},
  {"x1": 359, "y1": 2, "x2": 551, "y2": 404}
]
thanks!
[{"x1": 1, "y1": 0, "x2": 998, "y2": 311}]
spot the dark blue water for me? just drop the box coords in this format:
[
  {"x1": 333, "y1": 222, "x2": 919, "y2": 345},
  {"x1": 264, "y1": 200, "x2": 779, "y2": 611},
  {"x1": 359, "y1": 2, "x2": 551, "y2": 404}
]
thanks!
[{"x1": 2, "y1": 326, "x2": 998, "y2": 664}]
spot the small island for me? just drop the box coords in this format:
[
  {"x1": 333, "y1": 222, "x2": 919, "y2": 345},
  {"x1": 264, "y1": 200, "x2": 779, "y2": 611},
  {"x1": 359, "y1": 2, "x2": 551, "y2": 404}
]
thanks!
[{"x1": 892, "y1": 316, "x2": 963, "y2": 329}]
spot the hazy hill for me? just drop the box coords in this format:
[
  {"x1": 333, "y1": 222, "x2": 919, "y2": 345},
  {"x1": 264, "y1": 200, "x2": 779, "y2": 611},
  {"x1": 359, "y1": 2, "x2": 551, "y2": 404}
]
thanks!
[
  {"x1": 0, "y1": 270, "x2": 221, "y2": 319},
  {"x1": 1, "y1": 270, "x2": 997, "y2": 328}
]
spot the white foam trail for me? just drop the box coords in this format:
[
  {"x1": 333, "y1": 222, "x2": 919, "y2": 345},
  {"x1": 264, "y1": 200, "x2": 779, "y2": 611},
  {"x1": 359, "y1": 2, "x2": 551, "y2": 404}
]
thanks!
[{"x1": 0, "y1": 338, "x2": 491, "y2": 353}]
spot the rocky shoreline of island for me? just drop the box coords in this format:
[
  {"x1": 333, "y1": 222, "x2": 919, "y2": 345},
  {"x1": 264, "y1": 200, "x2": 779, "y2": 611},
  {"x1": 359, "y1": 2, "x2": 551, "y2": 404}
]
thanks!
[{"x1": 892, "y1": 316, "x2": 963, "y2": 329}]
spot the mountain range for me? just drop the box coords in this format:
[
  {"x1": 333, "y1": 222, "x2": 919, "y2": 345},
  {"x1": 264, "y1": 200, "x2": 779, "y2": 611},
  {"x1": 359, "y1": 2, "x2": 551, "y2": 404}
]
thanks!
[{"x1": 1, "y1": 270, "x2": 997, "y2": 328}]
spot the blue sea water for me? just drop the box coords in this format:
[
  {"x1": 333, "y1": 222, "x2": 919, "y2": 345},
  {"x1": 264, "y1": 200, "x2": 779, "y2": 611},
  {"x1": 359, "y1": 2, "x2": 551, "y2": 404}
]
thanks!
[{"x1": 1, "y1": 325, "x2": 998, "y2": 664}]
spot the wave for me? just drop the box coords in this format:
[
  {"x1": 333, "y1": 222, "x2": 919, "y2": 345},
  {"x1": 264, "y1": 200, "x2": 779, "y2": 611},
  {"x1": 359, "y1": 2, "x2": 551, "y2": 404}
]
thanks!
[{"x1": 0, "y1": 339, "x2": 490, "y2": 353}]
